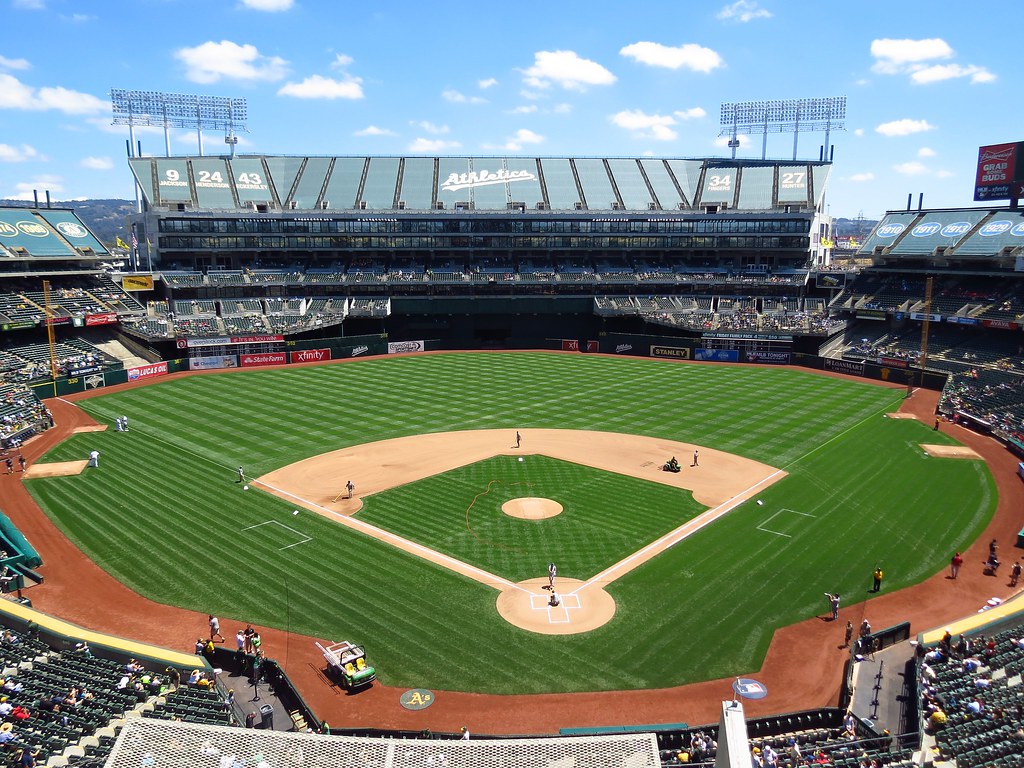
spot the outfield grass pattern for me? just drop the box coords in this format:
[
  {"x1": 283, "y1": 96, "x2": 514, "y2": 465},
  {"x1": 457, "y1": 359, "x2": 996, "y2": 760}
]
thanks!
[{"x1": 26, "y1": 353, "x2": 994, "y2": 694}]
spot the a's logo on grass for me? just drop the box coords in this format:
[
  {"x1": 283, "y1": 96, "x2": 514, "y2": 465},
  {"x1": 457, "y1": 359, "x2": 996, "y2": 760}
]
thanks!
[{"x1": 400, "y1": 689, "x2": 435, "y2": 710}]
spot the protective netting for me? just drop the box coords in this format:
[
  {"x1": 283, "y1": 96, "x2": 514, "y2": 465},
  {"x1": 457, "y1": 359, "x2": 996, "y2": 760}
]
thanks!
[{"x1": 105, "y1": 718, "x2": 661, "y2": 768}]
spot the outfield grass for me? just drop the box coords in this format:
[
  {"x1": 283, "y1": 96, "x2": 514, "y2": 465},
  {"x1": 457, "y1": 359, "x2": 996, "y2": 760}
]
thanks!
[{"x1": 26, "y1": 353, "x2": 995, "y2": 694}]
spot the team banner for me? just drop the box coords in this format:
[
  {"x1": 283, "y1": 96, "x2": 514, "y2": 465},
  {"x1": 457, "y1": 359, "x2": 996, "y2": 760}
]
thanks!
[
  {"x1": 388, "y1": 340, "x2": 425, "y2": 354},
  {"x1": 189, "y1": 355, "x2": 237, "y2": 371},
  {"x1": 127, "y1": 361, "x2": 169, "y2": 381},
  {"x1": 744, "y1": 350, "x2": 791, "y2": 364},
  {"x1": 289, "y1": 348, "x2": 331, "y2": 364},
  {"x1": 122, "y1": 275, "x2": 155, "y2": 291},
  {"x1": 85, "y1": 312, "x2": 118, "y2": 326},
  {"x1": 240, "y1": 352, "x2": 287, "y2": 368},
  {"x1": 650, "y1": 345, "x2": 691, "y2": 360},
  {"x1": 695, "y1": 349, "x2": 739, "y2": 362},
  {"x1": 824, "y1": 358, "x2": 865, "y2": 376},
  {"x1": 815, "y1": 273, "x2": 847, "y2": 289}
]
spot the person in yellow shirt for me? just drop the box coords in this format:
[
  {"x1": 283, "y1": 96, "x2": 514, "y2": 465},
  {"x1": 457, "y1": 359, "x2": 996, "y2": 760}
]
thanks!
[{"x1": 872, "y1": 566, "x2": 884, "y2": 593}]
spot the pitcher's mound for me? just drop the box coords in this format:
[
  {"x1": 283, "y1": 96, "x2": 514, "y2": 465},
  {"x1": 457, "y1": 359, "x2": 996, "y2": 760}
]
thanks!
[
  {"x1": 25, "y1": 460, "x2": 89, "y2": 478},
  {"x1": 496, "y1": 577, "x2": 615, "y2": 635},
  {"x1": 502, "y1": 497, "x2": 563, "y2": 520}
]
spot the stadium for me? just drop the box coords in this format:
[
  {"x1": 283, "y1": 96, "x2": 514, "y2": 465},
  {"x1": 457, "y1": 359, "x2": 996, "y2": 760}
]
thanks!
[{"x1": 1, "y1": 140, "x2": 1024, "y2": 768}]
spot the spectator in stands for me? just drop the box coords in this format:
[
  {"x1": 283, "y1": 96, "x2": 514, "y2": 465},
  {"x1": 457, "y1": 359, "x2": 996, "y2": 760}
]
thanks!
[{"x1": 0, "y1": 695, "x2": 11, "y2": 716}]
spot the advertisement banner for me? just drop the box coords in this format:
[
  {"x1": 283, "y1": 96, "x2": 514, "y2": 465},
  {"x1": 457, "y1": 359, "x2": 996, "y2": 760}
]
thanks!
[
  {"x1": 388, "y1": 340, "x2": 425, "y2": 354},
  {"x1": 744, "y1": 350, "x2": 791, "y2": 364},
  {"x1": 947, "y1": 316, "x2": 980, "y2": 325},
  {"x1": 240, "y1": 352, "x2": 287, "y2": 368},
  {"x1": 824, "y1": 358, "x2": 865, "y2": 377},
  {"x1": 127, "y1": 361, "x2": 169, "y2": 381},
  {"x1": 695, "y1": 348, "x2": 739, "y2": 362},
  {"x1": 855, "y1": 310, "x2": 887, "y2": 320},
  {"x1": 85, "y1": 312, "x2": 118, "y2": 326},
  {"x1": 289, "y1": 348, "x2": 331, "y2": 364},
  {"x1": 180, "y1": 334, "x2": 285, "y2": 349},
  {"x1": 909, "y1": 312, "x2": 942, "y2": 322},
  {"x1": 561, "y1": 339, "x2": 579, "y2": 351},
  {"x1": 650, "y1": 345, "x2": 691, "y2": 360},
  {"x1": 587, "y1": 340, "x2": 599, "y2": 352},
  {"x1": 122, "y1": 275, "x2": 155, "y2": 291},
  {"x1": 878, "y1": 356, "x2": 910, "y2": 369},
  {"x1": 0, "y1": 321, "x2": 36, "y2": 331},
  {"x1": 974, "y1": 142, "x2": 1023, "y2": 202},
  {"x1": 189, "y1": 355, "x2": 237, "y2": 371},
  {"x1": 44, "y1": 316, "x2": 72, "y2": 326},
  {"x1": 982, "y1": 319, "x2": 1020, "y2": 330}
]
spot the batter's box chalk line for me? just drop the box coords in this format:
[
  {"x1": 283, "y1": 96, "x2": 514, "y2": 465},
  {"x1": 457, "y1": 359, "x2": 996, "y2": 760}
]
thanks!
[
  {"x1": 756, "y1": 508, "x2": 813, "y2": 538},
  {"x1": 529, "y1": 592, "x2": 582, "y2": 623},
  {"x1": 240, "y1": 519, "x2": 313, "y2": 550}
]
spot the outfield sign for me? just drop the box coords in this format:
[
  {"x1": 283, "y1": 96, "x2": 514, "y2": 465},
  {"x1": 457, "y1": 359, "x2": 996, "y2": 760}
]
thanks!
[
  {"x1": 240, "y1": 352, "x2": 287, "y2": 367},
  {"x1": 189, "y1": 355, "x2": 237, "y2": 370},
  {"x1": 289, "y1": 348, "x2": 331, "y2": 364},
  {"x1": 974, "y1": 142, "x2": 1024, "y2": 202},
  {"x1": 561, "y1": 339, "x2": 599, "y2": 352},
  {"x1": 388, "y1": 340, "x2": 425, "y2": 354},
  {"x1": 824, "y1": 358, "x2": 865, "y2": 376},
  {"x1": 127, "y1": 361, "x2": 168, "y2": 381},
  {"x1": 650, "y1": 345, "x2": 690, "y2": 360},
  {"x1": 695, "y1": 349, "x2": 739, "y2": 362},
  {"x1": 744, "y1": 350, "x2": 791, "y2": 364}
]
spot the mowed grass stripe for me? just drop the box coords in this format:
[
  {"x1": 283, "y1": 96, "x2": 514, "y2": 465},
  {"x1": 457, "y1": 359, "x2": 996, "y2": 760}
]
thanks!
[{"x1": 30, "y1": 353, "x2": 991, "y2": 694}]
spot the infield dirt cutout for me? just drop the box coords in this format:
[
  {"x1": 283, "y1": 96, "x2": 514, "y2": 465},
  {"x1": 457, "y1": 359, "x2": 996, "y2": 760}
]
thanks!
[
  {"x1": 24, "y1": 460, "x2": 89, "y2": 478},
  {"x1": 921, "y1": 444, "x2": 982, "y2": 459},
  {"x1": 257, "y1": 428, "x2": 784, "y2": 634}
]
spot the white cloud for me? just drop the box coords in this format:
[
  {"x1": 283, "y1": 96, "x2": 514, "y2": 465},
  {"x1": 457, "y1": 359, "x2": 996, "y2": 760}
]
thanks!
[
  {"x1": 509, "y1": 105, "x2": 538, "y2": 115},
  {"x1": 674, "y1": 107, "x2": 706, "y2": 120},
  {"x1": 80, "y1": 155, "x2": 113, "y2": 170},
  {"x1": 854, "y1": 128, "x2": 865, "y2": 137},
  {"x1": 553, "y1": 103, "x2": 572, "y2": 114},
  {"x1": 412, "y1": 120, "x2": 448, "y2": 135},
  {"x1": 870, "y1": 38, "x2": 953, "y2": 74},
  {"x1": 442, "y1": 89, "x2": 486, "y2": 104},
  {"x1": 0, "y1": 143, "x2": 38, "y2": 162},
  {"x1": 5, "y1": 174, "x2": 64, "y2": 201},
  {"x1": 478, "y1": 78, "x2": 498, "y2": 89},
  {"x1": 407, "y1": 137, "x2": 461, "y2": 153},
  {"x1": 620, "y1": 41, "x2": 723, "y2": 73},
  {"x1": 0, "y1": 55, "x2": 30, "y2": 70},
  {"x1": 354, "y1": 125, "x2": 396, "y2": 137},
  {"x1": 522, "y1": 50, "x2": 616, "y2": 90},
  {"x1": 848, "y1": 172, "x2": 875, "y2": 182},
  {"x1": 611, "y1": 109, "x2": 679, "y2": 141},
  {"x1": 918, "y1": 147, "x2": 936, "y2": 157},
  {"x1": 12, "y1": 0, "x2": 45, "y2": 9},
  {"x1": 935, "y1": 170, "x2": 954, "y2": 179},
  {"x1": 911, "y1": 63, "x2": 995, "y2": 85},
  {"x1": 239, "y1": 0, "x2": 293, "y2": 10},
  {"x1": 716, "y1": 0, "x2": 771, "y2": 22},
  {"x1": 893, "y1": 161, "x2": 928, "y2": 175},
  {"x1": 489, "y1": 128, "x2": 545, "y2": 151},
  {"x1": 175, "y1": 40, "x2": 288, "y2": 84},
  {"x1": 278, "y1": 74, "x2": 363, "y2": 99},
  {"x1": 0, "y1": 73, "x2": 106, "y2": 113},
  {"x1": 331, "y1": 54, "x2": 354, "y2": 69},
  {"x1": 875, "y1": 118, "x2": 934, "y2": 137}
]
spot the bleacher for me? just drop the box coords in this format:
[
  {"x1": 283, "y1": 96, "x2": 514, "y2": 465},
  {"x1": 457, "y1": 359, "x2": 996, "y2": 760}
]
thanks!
[{"x1": 922, "y1": 619, "x2": 1024, "y2": 768}]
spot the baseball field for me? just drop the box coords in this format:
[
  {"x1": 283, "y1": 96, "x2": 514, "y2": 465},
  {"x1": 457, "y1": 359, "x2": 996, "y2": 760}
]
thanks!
[{"x1": 24, "y1": 352, "x2": 994, "y2": 695}]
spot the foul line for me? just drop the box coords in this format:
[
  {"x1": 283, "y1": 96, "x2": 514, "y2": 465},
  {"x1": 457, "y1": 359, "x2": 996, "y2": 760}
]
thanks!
[{"x1": 251, "y1": 478, "x2": 522, "y2": 593}]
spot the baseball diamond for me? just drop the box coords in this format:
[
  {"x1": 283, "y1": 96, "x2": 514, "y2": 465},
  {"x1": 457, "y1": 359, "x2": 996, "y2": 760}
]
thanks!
[{"x1": 21, "y1": 352, "x2": 994, "y2": 709}]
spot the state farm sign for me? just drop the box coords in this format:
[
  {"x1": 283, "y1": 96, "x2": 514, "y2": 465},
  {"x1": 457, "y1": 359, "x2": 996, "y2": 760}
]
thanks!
[
  {"x1": 240, "y1": 352, "x2": 287, "y2": 368},
  {"x1": 289, "y1": 348, "x2": 331, "y2": 364}
]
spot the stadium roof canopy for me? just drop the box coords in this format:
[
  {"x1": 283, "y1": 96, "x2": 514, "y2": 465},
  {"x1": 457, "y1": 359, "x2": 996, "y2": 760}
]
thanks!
[
  {"x1": 106, "y1": 717, "x2": 661, "y2": 768},
  {"x1": 0, "y1": 207, "x2": 107, "y2": 258},
  {"x1": 859, "y1": 207, "x2": 1024, "y2": 262},
  {"x1": 129, "y1": 155, "x2": 831, "y2": 215}
]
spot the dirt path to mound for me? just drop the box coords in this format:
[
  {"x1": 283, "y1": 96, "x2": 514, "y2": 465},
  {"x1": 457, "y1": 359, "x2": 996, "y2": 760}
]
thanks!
[{"x1": 0, "y1": 365, "x2": 1020, "y2": 735}]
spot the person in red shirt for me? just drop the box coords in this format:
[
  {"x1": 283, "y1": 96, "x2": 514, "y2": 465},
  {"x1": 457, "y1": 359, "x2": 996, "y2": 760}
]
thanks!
[{"x1": 951, "y1": 552, "x2": 964, "y2": 579}]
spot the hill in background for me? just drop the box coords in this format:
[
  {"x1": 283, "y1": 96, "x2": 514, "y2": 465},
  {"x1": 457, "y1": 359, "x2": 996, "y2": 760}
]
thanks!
[{"x1": 0, "y1": 199, "x2": 133, "y2": 247}]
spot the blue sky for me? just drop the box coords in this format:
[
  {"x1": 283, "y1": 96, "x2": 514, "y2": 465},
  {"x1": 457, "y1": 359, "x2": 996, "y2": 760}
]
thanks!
[{"x1": 0, "y1": 0, "x2": 1016, "y2": 219}]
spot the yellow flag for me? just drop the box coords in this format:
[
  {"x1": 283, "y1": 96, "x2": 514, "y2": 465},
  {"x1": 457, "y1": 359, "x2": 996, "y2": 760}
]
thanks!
[{"x1": 116, "y1": 236, "x2": 129, "y2": 250}]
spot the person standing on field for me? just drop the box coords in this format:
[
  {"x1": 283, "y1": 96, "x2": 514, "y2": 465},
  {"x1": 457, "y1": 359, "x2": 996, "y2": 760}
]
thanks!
[
  {"x1": 951, "y1": 552, "x2": 964, "y2": 579},
  {"x1": 872, "y1": 566, "x2": 884, "y2": 593}
]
